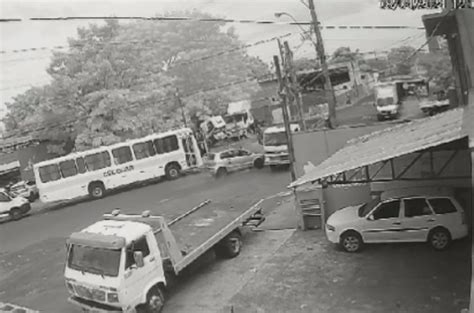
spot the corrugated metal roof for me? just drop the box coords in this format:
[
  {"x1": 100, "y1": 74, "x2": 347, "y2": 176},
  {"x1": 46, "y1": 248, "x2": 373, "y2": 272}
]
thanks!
[{"x1": 289, "y1": 108, "x2": 466, "y2": 188}]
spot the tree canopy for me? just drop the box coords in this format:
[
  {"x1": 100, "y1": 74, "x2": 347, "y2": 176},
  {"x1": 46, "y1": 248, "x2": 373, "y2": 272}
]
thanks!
[
  {"x1": 3, "y1": 11, "x2": 270, "y2": 153},
  {"x1": 417, "y1": 41, "x2": 453, "y2": 92},
  {"x1": 387, "y1": 46, "x2": 417, "y2": 75}
]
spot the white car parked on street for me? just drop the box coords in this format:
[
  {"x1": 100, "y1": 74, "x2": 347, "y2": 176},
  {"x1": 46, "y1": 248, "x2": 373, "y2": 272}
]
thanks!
[
  {"x1": 325, "y1": 196, "x2": 468, "y2": 252},
  {"x1": 204, "y1": 148, "x2": 265, "y2": 178},
  {"x1": 0, "y1": 188, "x2": 31, "y2": 221}
]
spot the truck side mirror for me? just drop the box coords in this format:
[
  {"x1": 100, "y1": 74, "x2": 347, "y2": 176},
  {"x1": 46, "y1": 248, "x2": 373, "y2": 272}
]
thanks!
[
  {"x1": 367, "y1": 215, "x2": 375, "y2": 221},
  {"x1": 133, "y1": 251, "x2": 144, "y2": 268}
]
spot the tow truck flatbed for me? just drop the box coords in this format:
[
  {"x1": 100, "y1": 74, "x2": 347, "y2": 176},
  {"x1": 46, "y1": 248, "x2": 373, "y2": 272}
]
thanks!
[{"x1": 102, "y1": 198, "x2": 265, "y2": 274}]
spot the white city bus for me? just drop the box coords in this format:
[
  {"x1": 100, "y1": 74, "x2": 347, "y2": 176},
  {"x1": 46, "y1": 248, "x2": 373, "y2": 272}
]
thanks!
[{"x1": 33, "y1": 128, "x2": 202, "y2": 203}]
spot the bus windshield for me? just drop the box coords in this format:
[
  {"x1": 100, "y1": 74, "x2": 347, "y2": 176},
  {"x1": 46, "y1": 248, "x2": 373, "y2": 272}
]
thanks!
[
  {"x1": 68, "y1": 244, "x2": 121, "y2": 277},
  {"x1": 264, "y1": 132, "x2": 287, "y2": 146}
]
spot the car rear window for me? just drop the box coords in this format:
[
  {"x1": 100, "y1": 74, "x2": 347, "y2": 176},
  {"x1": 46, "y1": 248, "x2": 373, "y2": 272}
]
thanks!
[
  {"x1": 428, "y1": 198, "x2": 458, "y2": 214},
  {"x1": 207, "y1": 153, "x2": 215, "y2": 161}
]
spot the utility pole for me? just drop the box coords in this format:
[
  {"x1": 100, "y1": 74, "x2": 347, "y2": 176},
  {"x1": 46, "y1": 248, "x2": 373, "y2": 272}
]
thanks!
[
  {"x1": 273, "y1": 55, "x2": 297, "y2": 182},
  {"x1": 175, "y1": 88, "x2": 187, "y2": 128},
  {"x1": 284, "y1": 41, "x2": 306, "y2": 131},
  {"x1": 307, "y1": 0, "x2": 337, "y2": 128}
]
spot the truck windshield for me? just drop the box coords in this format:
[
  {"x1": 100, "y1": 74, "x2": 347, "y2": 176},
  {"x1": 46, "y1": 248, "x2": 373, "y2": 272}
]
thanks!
[
  {"x1": 377, "y1": 97, "x2": 394, "y2": 107},
  {"x1": 264, "y1": 132, "x2": 287, "y2": 146},
  {"x1": 68, "y1": 244, "x2": 121, "y2": 277}
]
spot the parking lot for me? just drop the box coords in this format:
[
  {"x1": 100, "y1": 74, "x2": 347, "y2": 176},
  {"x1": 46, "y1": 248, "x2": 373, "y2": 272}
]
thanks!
[{"x1": 227, "y1": 229, "x2": 471, "y2": 313}]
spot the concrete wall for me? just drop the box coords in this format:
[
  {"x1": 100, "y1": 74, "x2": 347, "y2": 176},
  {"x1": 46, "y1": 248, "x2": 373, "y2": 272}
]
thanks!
[
  {"x1": 322, "y1": 184, "x2": 372, "y2": 222},
  {"x1": 292, "y1": 123, "x2": 392, "y2": 178}
]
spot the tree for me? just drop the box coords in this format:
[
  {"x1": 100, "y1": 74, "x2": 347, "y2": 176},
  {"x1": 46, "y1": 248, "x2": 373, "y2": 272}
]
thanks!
[
  {"x1": 387, "y1": 46, "x2": 417, "y2": 75},
  {"x1": 330, "y1": 46, "x2": 360, "y2": 64},
  {"x1": 417, "y1": 42, "x2": 453, "y2": 92},
  {"x1": 293, "y1": 57, "x2": 318, "y2": 72},
  {"x1": 3, "y1": 11, "x2": 270, "y2": 153}
]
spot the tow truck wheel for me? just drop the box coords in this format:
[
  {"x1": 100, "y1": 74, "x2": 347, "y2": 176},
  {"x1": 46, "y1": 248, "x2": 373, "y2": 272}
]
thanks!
[
  {"x1": 142, "y1": 286, "x2": 165, "y2": 313},
  {"x1": 215, "y1": 230, "x2": 242, "y2": 259}
]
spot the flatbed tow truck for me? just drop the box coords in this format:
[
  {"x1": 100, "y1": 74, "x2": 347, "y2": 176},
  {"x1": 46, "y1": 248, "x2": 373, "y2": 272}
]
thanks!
[{"x1": 64, "y1": 199, "x2": 266, "y2": 313}]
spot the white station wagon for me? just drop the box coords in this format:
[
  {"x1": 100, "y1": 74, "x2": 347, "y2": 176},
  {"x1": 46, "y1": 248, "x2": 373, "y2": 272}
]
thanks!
[{"x1": 325, "y1": 195, "x2": 468, "y2": 252}]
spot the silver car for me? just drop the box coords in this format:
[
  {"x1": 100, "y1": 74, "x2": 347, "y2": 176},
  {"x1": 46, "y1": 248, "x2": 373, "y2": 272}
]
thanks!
[{"x1": 204, "y1": 148, "x2": 265, "y2": 178}]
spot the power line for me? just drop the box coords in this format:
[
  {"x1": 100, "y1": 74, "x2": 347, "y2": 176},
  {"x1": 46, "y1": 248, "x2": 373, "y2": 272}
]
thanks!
[{"x1": 0, "y1": 15, "x2": 427, "y2": 30}]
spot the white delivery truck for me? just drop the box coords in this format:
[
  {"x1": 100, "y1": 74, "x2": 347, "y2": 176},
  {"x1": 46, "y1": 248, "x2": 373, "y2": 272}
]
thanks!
[
  {"x1": 64, "y1": 200, "x2": 265, "y2": 313},
  {"x1": 374, "y1": 82, "x2": 400, "y2": 121},
  {"x1": 263, "y1": 123, "x2": 300, "y2": 171},
  {"x1": 224, "y1": 100, "x2": 254, "y2": 140}
]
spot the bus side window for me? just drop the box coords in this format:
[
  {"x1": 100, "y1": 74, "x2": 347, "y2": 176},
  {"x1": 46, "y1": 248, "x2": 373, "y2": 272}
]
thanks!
[
  {"x1": 39, "y1": 164, "x2": 61, "y2": 183},
  {"x1": 112, "y1": 146, "x2": 134, "y2": 165},
  {"x1": 59, "y1": 159, "x2": 78, "y2": 178},
  {"x1": 76, "y1": 157, "x2": 87, "y2": 174},
  {"x1": 85, "y1": 151, "x2": 111, "y2": 171},
  {"x1": 133, "y1": 141, "x2": 156, "y2": 160}
]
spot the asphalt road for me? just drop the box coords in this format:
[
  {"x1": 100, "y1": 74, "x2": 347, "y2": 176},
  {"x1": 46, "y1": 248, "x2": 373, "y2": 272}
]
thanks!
[
  {"x1": 0, "y1": 168, "x2": 291, "y2": 312},
  {"x1": 337, "y1": 96, "x2": 425, "y2": 126}
]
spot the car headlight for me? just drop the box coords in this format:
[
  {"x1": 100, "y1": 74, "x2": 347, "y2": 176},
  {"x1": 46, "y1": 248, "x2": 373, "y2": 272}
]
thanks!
[
  {"x1": 326, "y1": 224, "x2": 335, "y2": 232},
  {"x1": 107, "y1": 292, "x2": 119, "y2": 303},
  {"x1": 66, "y1": 282, "x2": 75, "y2": 293}
]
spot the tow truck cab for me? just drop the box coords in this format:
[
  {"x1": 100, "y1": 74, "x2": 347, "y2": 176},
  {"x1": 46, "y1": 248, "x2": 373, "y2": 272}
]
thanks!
[{"x1": 65, "y1": 219, "x2": 166, "y2": 313}]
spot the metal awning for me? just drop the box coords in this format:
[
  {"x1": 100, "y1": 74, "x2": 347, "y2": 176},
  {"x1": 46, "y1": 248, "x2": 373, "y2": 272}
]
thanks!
[{"x1": 289, "y1": 108, "x2": 466, "y2": 188}]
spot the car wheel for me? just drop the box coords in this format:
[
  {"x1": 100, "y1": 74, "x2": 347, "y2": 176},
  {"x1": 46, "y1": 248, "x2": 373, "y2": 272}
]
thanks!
[
  {"x1": 428, "y1": 228, "x2": 451, "y2": 251},
  {"x1": 9, "y1": 208, "x2": 22, "y2": 221},
  {"x1": 253, "y1": 158, "x2": 264, "y2": 169},
  {"x1": 215, "y1": 167, "x2": 227, "y2": 178},
  {"x1": 340, "y1": 231, "x2": 363, "y2": 253}
]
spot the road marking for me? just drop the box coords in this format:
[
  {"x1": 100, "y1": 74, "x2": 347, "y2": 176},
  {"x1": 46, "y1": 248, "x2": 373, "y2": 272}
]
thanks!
[{"x1": 0, "y1": 302, "x2": 40, "y2": 313}]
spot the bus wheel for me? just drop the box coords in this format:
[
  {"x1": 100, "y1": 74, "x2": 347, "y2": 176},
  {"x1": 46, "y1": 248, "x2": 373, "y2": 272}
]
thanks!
[
  {"x1": 89, "y1": 182, "x2": 105, "y2": 199},
  {"x1": 165, "y1": 163, "x2": 181, "y2": 180}
]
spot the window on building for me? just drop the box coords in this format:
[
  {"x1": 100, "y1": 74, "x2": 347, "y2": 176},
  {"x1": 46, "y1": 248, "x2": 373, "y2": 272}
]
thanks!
[
  {"x1": 373, "y1": 200, "x2": 400, "y2": 220},
  {"x1": 154, "y1": 135, "x2": 179, "y2": 154},
  {"x1": 133, "y1": 141, "x2": 156, "y2": 160},
  {"x1": 125, "y1": 236, "x2": 151, "y2": 269},
  {"x1": 112, "y1": 146, "x2": 134, "y2": 165},
  {"x1": 428, "y1": 198, "x2": 458, "y2": 214},
  {"x1": 404, "y1": 198, "x2": 432, "y2": 217},
  {"x1": 39, "y1": 164, "x2": 62, "y2": 183},
  {"x1": 84, "y1": 151, "x2": 111, "y2": 171},
  {"x1": 76, "y1": 157, "x2": 87, "y2": 174},
  {"x1": 59, "y1": 159, "x2": 78, "y2": 178}
]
